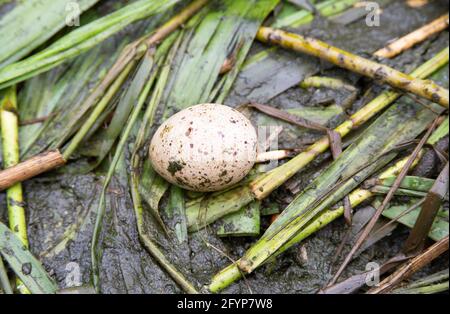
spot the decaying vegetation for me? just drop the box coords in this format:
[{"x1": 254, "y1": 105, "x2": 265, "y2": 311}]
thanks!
[{"x1": 0, "y1": 0, "x2": 448, "y2": 294}]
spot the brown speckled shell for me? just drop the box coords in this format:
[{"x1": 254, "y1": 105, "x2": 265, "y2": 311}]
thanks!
[{"x1": 149, "y1": 104, "x2": 257, "y2": 192}]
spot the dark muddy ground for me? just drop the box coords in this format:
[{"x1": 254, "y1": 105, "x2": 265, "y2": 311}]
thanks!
[{"x1": 1, "y1": 0, "x2": 448, "y2": 294}]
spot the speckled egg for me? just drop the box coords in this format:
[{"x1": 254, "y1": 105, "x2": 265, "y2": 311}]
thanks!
[{"x1": 149, "y1": 104, "x2": 257, "y2": 192}]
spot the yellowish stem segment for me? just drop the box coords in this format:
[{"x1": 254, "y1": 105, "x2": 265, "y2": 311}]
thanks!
[
  {"x1": 374, "y1": 14, "x2": 449, "y2": 59},
  {"x1": 0, "y1": 86, "x2": 29, "y2": 294},
  {"x1": 256, "y1": 27, "x2": 449, "y2": 108},
  {"x1": 300, "y1": 76, "x2": 357, "y2": 91}
]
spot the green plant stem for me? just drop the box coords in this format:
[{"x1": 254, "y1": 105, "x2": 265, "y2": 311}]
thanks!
[
  {"x1": 0, "y1": 87, "x2": 27, "y2": 245},
  {"x1": 0, "y1": 86, "x2": 29, "y2": 294},
  {"x1": 62, "y1": 61, "x2": 136, "y2": 159},
  {"x1": 330, "y1": 115, "x2": 442, "y2": 286}
]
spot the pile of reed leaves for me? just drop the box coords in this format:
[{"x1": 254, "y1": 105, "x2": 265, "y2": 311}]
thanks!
[{"x1": 0, "y1": 0, "x2": 448, "y2": 294}]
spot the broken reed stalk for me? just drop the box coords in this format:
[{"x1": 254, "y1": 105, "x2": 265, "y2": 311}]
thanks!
[
  {"x1": 300, "y1": 76, "x2": 357, "y2": 92},
  {"x1": 256, "y1": 27, "x2": 449, "y2": 108},
  {"x1": 374, "y1": 14, "x2": 449, "y2": 59},
  {"x1": 330, "y1": 115, "x2": 442, "y2": 286},
  {"x1": 250, "y1": 47, "x2": 449, "y2": 200},
  {"x1": 0, "y1": 86, "x2": 29, "y2": 294},
  {"x1": 0, "y1": 150, "x2": 66, "y2": 192},
  {"x1": 0, "y1": 0, "x2": 209, "y2": 192},
  {"x1": 209, "y1": 116, "x2": 449, "y2": 293},
  {"x1": 368, "y1": 235, "x2": 449, "y2": 294}
]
